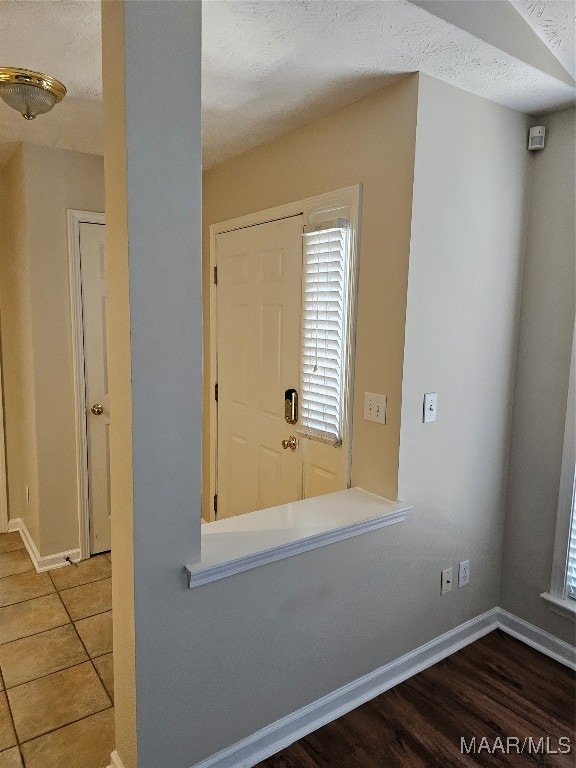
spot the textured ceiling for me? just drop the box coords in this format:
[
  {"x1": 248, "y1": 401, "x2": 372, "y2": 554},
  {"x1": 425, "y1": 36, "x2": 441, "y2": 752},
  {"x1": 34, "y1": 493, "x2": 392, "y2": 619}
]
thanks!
[
  {"x1": 0, "y1": 0, "x2": 574, "y2": 168},
  {"x1": 512, "y1": 0, "x2": 576, "y2": 79},
  {"x1": 0, "y1": 0, "x2": 101, "y2": 166},
  {"x1": 203, "y1": 0, "x2": 575, "y2": 166}
]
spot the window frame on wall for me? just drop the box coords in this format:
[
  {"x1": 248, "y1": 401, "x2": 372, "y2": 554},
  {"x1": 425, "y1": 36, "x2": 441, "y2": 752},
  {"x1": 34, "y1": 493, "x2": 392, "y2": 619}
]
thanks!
[{"x1": 542, "y1": 319, "x2": 576, "y2": 618}]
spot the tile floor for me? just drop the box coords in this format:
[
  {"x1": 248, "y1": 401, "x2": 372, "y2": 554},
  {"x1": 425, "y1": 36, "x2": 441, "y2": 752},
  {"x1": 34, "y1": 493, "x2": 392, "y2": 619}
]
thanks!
[{"x1": 0, "y1": 532, "x2": 114, "y2": 768}]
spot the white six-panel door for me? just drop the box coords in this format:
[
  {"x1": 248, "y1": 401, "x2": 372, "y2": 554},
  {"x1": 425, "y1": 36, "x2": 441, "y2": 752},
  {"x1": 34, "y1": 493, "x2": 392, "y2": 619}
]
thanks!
[
  {"x1": 79, "y1": 222, "x2": 111, "y2": 553},
  {"x1": 216, "y1": 216, "x2": 305, "y2": 518}
]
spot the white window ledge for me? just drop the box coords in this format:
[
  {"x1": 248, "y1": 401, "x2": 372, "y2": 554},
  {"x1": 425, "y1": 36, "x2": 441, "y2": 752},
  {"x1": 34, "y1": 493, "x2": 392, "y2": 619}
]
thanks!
[
  {"x1": 186, "y1": 488, "x2": 412, "y2": 588},
  {"x1": 541, "y1": 592, "x2": 576, "y2": 620}
]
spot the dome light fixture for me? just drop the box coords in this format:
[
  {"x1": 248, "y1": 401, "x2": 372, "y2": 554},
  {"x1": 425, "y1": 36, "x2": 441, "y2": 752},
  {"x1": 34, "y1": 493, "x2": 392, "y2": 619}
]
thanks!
[{"x1": 0, "y1": 67, "x2": 66, "y2": 120}]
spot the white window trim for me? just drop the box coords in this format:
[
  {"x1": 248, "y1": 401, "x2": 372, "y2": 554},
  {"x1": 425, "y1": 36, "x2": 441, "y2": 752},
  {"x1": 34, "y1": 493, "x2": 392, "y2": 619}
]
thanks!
[
  {"x1": 541, "y1": 318, "x2": 576, "y2": 620},
  {"x1": 207, "y1": 186, "x2": 361, "y2": 522}
]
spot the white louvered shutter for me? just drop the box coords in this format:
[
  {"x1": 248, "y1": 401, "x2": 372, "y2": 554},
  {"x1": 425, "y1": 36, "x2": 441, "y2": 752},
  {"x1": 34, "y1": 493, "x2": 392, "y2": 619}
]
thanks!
[
  {"x1": 567, "y1": 479, "x2": 576, "y2": 599},
  {"x1": 300, "y1": 221, "x2": 350, "y2": 444}
]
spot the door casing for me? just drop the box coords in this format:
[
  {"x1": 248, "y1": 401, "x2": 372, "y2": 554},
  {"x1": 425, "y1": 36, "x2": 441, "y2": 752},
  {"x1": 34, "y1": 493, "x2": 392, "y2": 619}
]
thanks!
[
  {"x1": 67, "y1": 209, "x2": 106, "y2": 560},
  {"x1": 208, "y1": 185, "x2": 361, "y2": 522}
]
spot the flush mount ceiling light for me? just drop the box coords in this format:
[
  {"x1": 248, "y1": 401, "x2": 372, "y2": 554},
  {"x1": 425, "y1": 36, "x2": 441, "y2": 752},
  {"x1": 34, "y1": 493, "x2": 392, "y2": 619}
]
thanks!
[{"x1": 0, "y1": 67, "x2": 66, "y2": 120}]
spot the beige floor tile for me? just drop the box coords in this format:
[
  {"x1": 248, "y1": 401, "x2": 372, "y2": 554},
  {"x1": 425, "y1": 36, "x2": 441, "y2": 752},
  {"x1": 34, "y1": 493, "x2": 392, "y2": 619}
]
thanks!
[
  {"x1": 49, "y1": 555, "x2": 111, "y2": 592},
  {"x1": 59, "y1": 578, "x2": 111, "y2": 621},
  {"x1": 75, "y1": 611, "x2": 112, "y2": 658},
  {"x1": 0, "y1": 572, "x2": 54, "y2": 609},
  {"x1": 7, "y1": 662, "x2": 110, "y2": 743},
  {"x1": 21, "y1": 708, "x2": 114, "y2": 768},
  {"x1": 0, "y1": 594, "x2": 69, "y2": 646},
  {"x1": 0, "y1": 693, "x2": 16, "y2": 752},
  {"x1": 0, "y1": 748, "x2": 22, "y2": 768},
  {"x1": 0, "y1": 535, "x2": 24, "y2": 556},
  {"x1": 0, "y1": 553, "x2": 33, "y2": 580},
  {"x1": 0, "y1": 625, "x2": 87, "y2": 689},
  {"x1": 93, "y1": 654, "x2": 114, "y2": 702}
]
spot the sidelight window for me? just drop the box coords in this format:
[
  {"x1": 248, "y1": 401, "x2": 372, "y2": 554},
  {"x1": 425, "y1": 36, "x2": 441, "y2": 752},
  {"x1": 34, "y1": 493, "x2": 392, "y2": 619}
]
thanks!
[{"x1": 300, "y1": 221, "x2": 352, "y2": 445}]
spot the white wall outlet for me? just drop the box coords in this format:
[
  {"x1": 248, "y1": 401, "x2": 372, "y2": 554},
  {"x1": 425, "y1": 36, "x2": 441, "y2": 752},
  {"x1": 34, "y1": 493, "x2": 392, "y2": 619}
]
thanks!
[
  {"x1": 423, "y1": 392, "x2": 437, "y2": 423},
  {"x1": 441, "y1": 566, "x2": 453, "y2": 595},
  {"x1": 458, "y1": 560, "x2": 470, "y2": 588},
  {"x1": 364, "y1": 392, "x2": 387, "y2": 424}
]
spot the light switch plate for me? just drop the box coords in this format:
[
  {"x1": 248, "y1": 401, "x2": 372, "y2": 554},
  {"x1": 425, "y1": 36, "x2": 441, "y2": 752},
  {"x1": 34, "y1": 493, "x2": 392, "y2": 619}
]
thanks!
[
  {"x1": 423, "y1": 392, "x2": 437, "y2": 423},
  {"x1": 364, "y1": 392, "x2": 387, "y2": 424},
  {"x1": 458, "y1": 560, "x2": 470, "y2": 588},
  {"x1": 441, "y1": 567, "x2": 453, "y2": 595}
]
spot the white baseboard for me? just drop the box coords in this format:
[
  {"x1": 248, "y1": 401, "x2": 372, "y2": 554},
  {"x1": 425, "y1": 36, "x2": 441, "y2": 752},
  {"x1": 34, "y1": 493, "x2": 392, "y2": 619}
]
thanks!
[
  {"x1": 192, "y1": 608, "x2": 500, "y2": 768},
  {"x1": 108, "y1": 750, "x2": 125, "y2": 768},
  {"x1": 497, "y1": 607, "x2": 576, "y2": 670},
  {"x1": 100, "y1": 608, "x2": 574, "y2": 768},
  {"x1": 8, "y1": 518, "x2": 81, "y2": 573}
]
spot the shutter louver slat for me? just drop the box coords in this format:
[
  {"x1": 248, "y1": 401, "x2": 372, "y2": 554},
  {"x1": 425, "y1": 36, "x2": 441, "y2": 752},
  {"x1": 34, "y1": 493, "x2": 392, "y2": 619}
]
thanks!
[
  {"x1": 300, "y1": 225, "x2": 350, "y2": 443},
  {"x1": 302, "y1": 379, "x2": 341, "y2": 388},
  {"x1": 301, "y1": 394, "x2": 339, "y2": 406}
]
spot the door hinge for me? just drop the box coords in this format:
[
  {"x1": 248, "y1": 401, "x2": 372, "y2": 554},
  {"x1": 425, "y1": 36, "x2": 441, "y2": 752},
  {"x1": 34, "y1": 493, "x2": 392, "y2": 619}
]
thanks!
[
  {"x1": 213, "y1": 265, "x2": 218, "y2": 285},
  {"x1": 213, "y1": 494, "x2": 218, "y2": 518},
  {"x1": 215, "y1": 382, "x2": 218, "y2": 402}
]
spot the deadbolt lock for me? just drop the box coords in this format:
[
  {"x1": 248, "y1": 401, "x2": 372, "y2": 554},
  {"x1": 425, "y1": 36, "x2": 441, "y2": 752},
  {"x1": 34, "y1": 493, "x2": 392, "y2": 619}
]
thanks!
[
  {"x1": 91, "y1": 403, "x2": 104, "y2": 416},
  {"x1": 284, "y1": 388, "x2": 298, "y2": 424}
]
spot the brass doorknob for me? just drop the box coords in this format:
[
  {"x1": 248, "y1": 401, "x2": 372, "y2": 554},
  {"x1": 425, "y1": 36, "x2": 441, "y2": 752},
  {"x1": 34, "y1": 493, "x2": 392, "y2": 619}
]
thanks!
[
  {"x1": 91, "y1": 403, "x2": 104, "y2": 416},
  {"x1": 281, "y1": 436, "x2": 297, "y2": 451}
]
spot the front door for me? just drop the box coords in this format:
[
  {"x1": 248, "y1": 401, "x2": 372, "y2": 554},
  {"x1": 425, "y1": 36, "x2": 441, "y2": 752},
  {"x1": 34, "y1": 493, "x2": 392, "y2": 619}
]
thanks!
[
  {"x1": 216, "y1": 215, "x2": 304, "y2": 518},
  {"x1": 79, "y1": 222, "x2": 111, "y2": 553}
]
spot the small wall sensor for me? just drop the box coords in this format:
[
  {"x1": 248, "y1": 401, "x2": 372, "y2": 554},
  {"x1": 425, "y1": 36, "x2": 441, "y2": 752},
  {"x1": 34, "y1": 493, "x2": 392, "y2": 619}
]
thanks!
[{"x1": 528, "y1": 126, "x2": 545, "y2": 151}]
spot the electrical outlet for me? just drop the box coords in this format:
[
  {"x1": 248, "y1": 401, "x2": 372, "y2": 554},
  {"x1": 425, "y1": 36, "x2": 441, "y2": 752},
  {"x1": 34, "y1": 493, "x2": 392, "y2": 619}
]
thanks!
[
  {"x1": 441, "y1": 567, "x2": 453, "y2": 595},
  {"x1": 364, "y1": 392, "x2": 387, "y2": 424},
  {"x1": 458, "y1": 560, "x2": 470, "y2": 588}
]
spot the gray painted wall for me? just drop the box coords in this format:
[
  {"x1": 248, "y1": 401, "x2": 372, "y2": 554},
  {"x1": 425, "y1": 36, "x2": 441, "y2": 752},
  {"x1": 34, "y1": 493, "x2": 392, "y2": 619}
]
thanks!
[
  {"x1": 122, "y1": 3, "x2": 204, "y2": 765},
  {"x1": 133, "y1": 74, "x2": 530, "y2": 768},
  {"x1": 399, "y1": 72, "x2": 530, "y2": 645},
  {"x1": 500, "y1": 107, "x2": 576, "y2": 644}
]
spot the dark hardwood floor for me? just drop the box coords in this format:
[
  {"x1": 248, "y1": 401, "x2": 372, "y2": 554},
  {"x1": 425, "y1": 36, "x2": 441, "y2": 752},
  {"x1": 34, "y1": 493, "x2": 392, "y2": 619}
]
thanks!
[{"x1": 256, "y1": 630, "x2": 575, "y2": 768}]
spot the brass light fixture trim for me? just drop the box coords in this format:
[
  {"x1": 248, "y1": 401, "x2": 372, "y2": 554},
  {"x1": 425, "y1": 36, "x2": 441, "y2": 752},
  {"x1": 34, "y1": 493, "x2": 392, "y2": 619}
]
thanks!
[{"x1": 0, "y1": 67, "x2": 67, "y2": 120}]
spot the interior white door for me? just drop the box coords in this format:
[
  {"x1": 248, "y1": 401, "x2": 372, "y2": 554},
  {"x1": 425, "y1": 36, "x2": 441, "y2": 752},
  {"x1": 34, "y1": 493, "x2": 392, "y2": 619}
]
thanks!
[
  {"x1": 79, "y1": 222, "x2": 111, "y2": 553},
  {"x1": 216, "y1": 216, "x2": 304, "y2": 518}
]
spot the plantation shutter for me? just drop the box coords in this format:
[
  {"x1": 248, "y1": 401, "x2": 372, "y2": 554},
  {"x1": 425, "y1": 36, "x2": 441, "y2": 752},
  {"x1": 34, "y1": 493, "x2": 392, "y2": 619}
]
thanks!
[
  {"x1": 567, "y1": 480, "x2": 576, "y2": 599},
  {"x1": 300, "y1": 220, "x2": 350, "y2": 444}
]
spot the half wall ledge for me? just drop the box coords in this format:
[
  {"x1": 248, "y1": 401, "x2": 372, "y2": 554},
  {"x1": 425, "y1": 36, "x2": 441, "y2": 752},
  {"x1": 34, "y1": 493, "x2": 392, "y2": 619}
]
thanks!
[{"x1": 186, "y1": 488, "x2": 413, "y2": 588}]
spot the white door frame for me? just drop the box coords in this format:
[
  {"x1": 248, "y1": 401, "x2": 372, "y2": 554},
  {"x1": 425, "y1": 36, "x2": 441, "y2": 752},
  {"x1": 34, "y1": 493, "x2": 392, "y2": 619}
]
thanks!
[
  {"x1": 67, "y1": 209, "x2": 106, "y2": 560},
  {"x1": 208, "y1": 185, "x2": 361, "y2": 522},
  {"x1": 0, "y1": 336, "x2": 8, "y2": 533}
]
